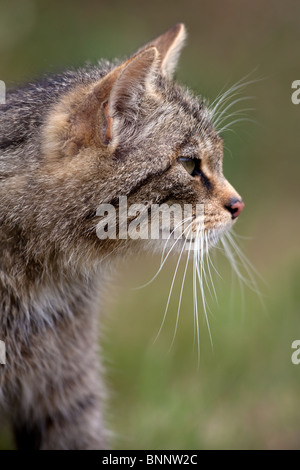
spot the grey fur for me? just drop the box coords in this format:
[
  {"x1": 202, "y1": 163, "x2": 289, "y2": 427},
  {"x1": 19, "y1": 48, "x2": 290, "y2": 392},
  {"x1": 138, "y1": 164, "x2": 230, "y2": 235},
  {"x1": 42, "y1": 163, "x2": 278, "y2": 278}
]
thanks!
[{"x1": 0, "y1": 24, "x2": 242, "y2": 449}]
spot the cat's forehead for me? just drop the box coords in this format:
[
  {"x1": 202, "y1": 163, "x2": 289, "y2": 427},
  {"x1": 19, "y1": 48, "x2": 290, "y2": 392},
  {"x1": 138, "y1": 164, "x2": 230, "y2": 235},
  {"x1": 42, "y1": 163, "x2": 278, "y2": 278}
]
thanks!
[
  {"x1": 159, "y1": 79, "x2": 223, "y2": 159},
  {"x1": 191, "y1": 115, "x2": 223, "y2": 159},
  {"x1": 156, "y1": 77, "x2": 221, "y2": 141}
]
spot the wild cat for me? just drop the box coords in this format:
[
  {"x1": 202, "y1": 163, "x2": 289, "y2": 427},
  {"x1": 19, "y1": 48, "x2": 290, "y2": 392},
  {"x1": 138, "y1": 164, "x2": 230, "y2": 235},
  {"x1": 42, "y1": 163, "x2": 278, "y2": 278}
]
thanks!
[{"x1": 0, "y1": 24, "x2": 245, "y2": 449}]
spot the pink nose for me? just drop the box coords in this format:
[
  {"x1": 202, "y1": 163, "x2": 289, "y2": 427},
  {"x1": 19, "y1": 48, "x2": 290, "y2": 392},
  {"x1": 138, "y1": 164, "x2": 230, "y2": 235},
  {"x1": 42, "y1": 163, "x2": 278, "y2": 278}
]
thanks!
[{"x1": 226, "y1": 198, "x2": 245, "y2": 220}]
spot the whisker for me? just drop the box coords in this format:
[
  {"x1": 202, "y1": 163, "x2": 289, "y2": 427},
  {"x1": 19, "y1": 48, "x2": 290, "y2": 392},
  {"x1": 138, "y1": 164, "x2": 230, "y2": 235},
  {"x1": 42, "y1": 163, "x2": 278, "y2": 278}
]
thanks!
[
  {"x1": 213, "y1": 97, "x2": 255, "y2": 128},
  {"x1": 201, "y1": 233, "x2": 217, "y2": 302},
  {"x1": 210, "y1": 79, "x2": 254, "y2": 120},
  {"x1": 168, "y1": 227, "x2": 193, "y2": 351},
  {"x1": 197, "y1": 231, "x2": 213, "y2": 350},
  {"x1": 226, "y1": 231, "x2": 265, "y2": 283},
  {"x1": 134, "y1": 217, "x2": 193, "y2": 290},
  {"x1": 209, "y1": 70, "x2": 260, "y2": 117},
  {"x1": 154, "y1": 219, "x2": 195, "y2": 343},
  {"x1": 221, "y1": 235, "x2": 249, "y2": 286},
  {"x1": 204, "y1": 232, "x2": 219, "y2": 303},
  {"x1": 217, "y1": 117, "x2": 257, "y2": 135},
  {"x1": 192, "y1": 229, "x2": 201, "y2": 366},
  {"x1": 220, "y1": 234, "x2": 246, "y2": 315},
  {"x1": 209, "y1": 72, "x2": 263, "y2": 136},
  {"x1": 214, "y1": 107, "x2": 255, "y2": 132},
  {"x1": 224, "y1": 231, "x2": 266, "y2": 311}
]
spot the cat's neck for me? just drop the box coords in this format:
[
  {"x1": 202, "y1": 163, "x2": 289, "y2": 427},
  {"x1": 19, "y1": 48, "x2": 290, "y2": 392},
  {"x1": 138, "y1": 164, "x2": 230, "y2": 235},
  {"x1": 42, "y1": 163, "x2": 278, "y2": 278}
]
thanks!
[{"x1": 0, "y1": 262, "x2": 103, "y2": 329}]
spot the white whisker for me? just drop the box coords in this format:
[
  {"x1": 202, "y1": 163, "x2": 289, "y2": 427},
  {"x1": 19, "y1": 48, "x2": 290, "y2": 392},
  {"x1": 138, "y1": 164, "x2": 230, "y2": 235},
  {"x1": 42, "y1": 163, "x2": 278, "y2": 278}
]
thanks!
[
  {"x1": 214, "y1": 108, "x2": 255, "y2": 131},
  {"x1": 196, "y1": 231, "x2": 213, "y2": 350},
  {"x1": 154, "y1": 219, "x2": 195, "y2": 343},
  {"x1": 217, "y1": 117, "x2": 257, "y2": 135},
  {"x1": 209, "y1": 72, "x2": 262, "y2": 136},
  {"x1": 134, "y1": 217, "x2": 193, "y2": 290},
  {"x1": 223, "y1": 231, "x2": 266, "y2": 310},
  {"x1": 169, "y1": 227, "x2": 193, "y2": 351},
  {"x1": 213, "y1": 97, "x2": 254, "y2": 128},
  {"x1": 192, "y1": 231, "x2": 201, "y2": 366},
  {"x1": 204, "y1": 232, "x2": 219, "y2": 303}
]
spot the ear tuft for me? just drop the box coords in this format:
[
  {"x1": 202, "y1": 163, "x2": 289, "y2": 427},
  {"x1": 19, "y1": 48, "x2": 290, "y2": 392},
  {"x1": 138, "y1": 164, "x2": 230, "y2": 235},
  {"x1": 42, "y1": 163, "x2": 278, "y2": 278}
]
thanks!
[{"x1": 138, "y1": 23, "x2": 187, "y2": 79}]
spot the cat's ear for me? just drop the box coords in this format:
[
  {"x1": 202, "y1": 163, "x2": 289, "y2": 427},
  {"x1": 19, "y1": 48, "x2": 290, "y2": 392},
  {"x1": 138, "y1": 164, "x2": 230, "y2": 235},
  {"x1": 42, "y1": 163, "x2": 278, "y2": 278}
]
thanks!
[
  {"x1": 44, "y1": 48, "x2": 158, "y2": 157},
  {"x1": 138, "y1": 23, "x2": 187, "y2": 79},
  {"x1": 93, "y1": 46, "x2": 159, "y2": 147}
]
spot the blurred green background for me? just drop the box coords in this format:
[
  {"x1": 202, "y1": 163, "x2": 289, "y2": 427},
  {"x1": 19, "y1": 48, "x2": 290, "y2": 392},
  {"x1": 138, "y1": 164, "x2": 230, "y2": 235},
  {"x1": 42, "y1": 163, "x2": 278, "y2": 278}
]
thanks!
[{"x1": 0, "y1": 0, "x2": 300, "y2": 450}]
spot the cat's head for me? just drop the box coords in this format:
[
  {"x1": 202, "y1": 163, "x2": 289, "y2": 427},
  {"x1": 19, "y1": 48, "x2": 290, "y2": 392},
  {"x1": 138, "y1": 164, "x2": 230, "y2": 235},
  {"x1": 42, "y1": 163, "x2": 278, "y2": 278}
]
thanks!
[{"x1": 23, "y1": 24, "x2": 245, "y2": 266}]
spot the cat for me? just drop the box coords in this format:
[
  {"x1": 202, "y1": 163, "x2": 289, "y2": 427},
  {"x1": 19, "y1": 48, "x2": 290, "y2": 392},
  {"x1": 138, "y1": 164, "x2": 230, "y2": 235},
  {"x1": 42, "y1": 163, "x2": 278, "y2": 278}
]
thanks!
[{"x1": 0, "y1": 23, "x2": 244, "y2": 449}]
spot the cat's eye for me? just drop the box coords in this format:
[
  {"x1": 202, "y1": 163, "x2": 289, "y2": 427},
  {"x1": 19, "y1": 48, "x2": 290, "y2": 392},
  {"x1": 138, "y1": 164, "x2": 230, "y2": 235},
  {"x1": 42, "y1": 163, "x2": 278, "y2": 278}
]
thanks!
[{"x1": 178, "y1": 157, "x2": 199, "y2": 176}]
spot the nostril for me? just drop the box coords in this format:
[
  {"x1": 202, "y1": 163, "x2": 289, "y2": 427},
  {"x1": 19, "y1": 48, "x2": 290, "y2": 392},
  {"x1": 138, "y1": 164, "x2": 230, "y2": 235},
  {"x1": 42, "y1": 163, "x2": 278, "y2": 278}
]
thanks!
[{"x1": 225, "y1": 198, "x2": 245, "y2": 220}]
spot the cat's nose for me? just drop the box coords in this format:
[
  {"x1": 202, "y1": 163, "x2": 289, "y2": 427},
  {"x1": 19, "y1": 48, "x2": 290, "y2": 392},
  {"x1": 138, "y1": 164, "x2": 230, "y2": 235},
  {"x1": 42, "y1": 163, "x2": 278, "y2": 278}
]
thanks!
[{"x1": 225, "y1": 198, "x2": 245, "y2": 219}]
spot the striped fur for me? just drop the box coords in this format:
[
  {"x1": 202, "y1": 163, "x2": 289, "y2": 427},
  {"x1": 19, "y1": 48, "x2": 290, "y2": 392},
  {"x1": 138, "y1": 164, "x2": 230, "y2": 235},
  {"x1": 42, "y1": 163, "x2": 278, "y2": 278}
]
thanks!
[{"x1": 0, "y1": 24, "x2": 242, "y2": 449}]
